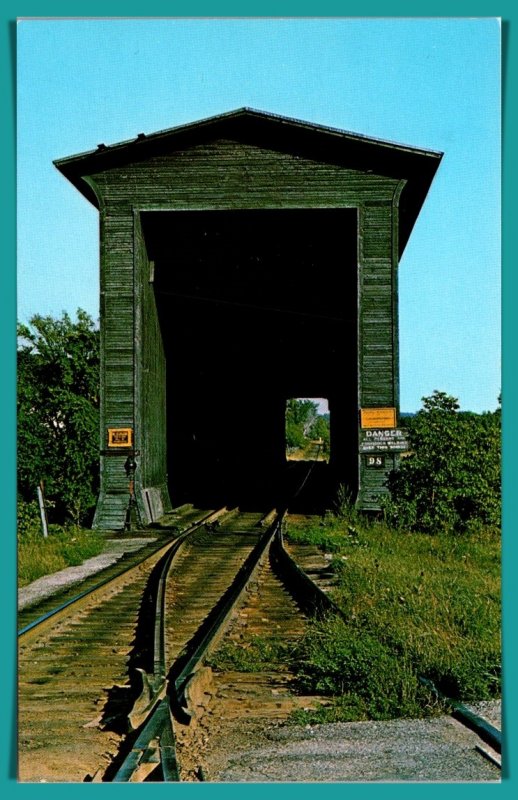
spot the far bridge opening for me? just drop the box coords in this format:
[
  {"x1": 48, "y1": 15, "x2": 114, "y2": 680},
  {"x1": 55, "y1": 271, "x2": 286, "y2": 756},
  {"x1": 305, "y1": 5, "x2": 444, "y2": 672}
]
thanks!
[
  {"x1": 284, "y1": 396, "x2": 334, "y2": 513},
  {"x1": 285, "y1": 397, "x2": 330, "y2": 462}
]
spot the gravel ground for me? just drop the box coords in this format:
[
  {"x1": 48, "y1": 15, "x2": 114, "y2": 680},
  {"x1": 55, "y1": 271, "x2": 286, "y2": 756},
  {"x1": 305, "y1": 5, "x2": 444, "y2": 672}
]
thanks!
[
  {"x1": 17, "y1": 537, "x2": 156, "y2": 610},
  {"x1": 211, "y1": 704, "x2": 502, "y2": 782}
]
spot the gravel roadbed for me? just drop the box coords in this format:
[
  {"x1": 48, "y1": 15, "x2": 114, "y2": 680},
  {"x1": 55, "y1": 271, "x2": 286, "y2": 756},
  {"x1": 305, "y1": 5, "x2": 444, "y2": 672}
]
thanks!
[
  {"x1": 211, "y1": 703, "x2": 502, "y2": 782},
  {"x1": 18, "y1": 537, "x2": 156, "y2": 611}
]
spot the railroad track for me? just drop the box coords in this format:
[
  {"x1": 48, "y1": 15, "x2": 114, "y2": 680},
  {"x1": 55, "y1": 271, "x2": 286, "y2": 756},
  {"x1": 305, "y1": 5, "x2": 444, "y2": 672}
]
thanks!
[
  {"x1": 171, "y1": 530, "x2": 318, "y2": 781},
  {"x1": 18, "y1": 493, "x2": 502, "y2": 782},
  {"x1": 17, "y1": 505, "x2": 228, "y2": 782},
  {"x1": 18, "y1": 506, "x2": 288, "y2": 782},
  {"x1": 110, "y1": 509, "x2": 283, "y2": 781},
  {"x1": 18, "y1": 504, "x2": 215, "y2": 633}
]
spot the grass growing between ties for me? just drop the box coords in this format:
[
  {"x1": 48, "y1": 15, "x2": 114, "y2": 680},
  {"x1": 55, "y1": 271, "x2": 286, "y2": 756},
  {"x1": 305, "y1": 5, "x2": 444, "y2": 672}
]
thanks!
[
  {"x1": 286, "y1": 512, "x2": 501, "y2": 723},
  {"x1": 207, "y1": 636, "x2": 294, "y2": 673},
  {"x1": 18, "y1": 523, "x2": 105, "y2": 586}
]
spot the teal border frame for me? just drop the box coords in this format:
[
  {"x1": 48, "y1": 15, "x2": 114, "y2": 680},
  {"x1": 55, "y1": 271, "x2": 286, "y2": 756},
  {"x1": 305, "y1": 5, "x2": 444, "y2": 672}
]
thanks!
[{"x1": 2, "y1": 3, "x2": 515, "y2": 795}]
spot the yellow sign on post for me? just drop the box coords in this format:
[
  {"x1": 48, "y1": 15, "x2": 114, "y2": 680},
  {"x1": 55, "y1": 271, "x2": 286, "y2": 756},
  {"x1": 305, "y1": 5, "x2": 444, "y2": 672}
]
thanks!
[
  {"x1": 107, "y1": 428, "x2": 133, "y2": 447},
  {"x1": 360, "y1": 408, "x2": 397, "y2": 429}
]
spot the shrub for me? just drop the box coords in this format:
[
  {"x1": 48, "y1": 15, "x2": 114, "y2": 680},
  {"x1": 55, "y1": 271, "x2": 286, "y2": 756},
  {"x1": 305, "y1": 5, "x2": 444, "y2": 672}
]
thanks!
[
  {"x1": 17, "y1": 310, "x2": 100, "y2": 525},
  {"x1": 285, "y1": 512, "x2": 501, "y2": 719},
  {"x1": 383, "y1": 391, "x2": 500, "y2": 534},
  {"x1": 17, "y1": 499, "x2": 42, "y2": 539}
]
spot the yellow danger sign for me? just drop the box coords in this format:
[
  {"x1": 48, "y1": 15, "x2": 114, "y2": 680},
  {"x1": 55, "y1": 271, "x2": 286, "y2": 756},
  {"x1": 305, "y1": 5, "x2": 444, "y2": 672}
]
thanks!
[
  {"x1": 360, "y1": 408, "x2": 397, "y2": 429},
  {"x1": 107, "y1": 428, "x2": 133, "y2": 447}
]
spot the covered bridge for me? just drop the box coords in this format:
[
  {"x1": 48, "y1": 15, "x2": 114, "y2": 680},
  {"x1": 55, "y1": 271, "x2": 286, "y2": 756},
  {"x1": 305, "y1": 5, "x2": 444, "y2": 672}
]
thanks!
[{"x1": 54, "y1": 108, "x2": 442, "y2": 529}]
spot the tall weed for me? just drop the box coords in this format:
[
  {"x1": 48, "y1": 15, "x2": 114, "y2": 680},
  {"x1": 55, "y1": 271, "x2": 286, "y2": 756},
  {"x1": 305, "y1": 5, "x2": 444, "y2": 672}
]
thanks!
[
  {"x1": 18, "y1": 527, "x2": 105, "y2": 586},
  {"x1": 294, "y1": 616, "x2": 435, "y2": 720},
  {"x1": 286, "y1": 513, "x2": 500, "y2": 719}
]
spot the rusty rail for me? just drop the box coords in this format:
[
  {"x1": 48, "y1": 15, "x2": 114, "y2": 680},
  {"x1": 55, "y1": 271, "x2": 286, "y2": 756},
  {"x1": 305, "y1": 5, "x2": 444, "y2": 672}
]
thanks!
[
  {"x1": 122, "y1": 507, "x2": 231, "y2": 734},
  {"x1": 170, "y1": 515, "x2": 282, "y2": 717}
]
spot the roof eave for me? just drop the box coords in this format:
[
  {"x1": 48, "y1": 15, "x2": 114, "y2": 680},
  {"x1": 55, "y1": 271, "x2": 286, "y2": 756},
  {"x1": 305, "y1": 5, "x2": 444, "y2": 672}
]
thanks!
[
  {"x1": 53, "y1": 108, "x2": 443, "y2": 241},
  {"x1": 54, "y1": 107, "x2": 442, "y2": 172}
]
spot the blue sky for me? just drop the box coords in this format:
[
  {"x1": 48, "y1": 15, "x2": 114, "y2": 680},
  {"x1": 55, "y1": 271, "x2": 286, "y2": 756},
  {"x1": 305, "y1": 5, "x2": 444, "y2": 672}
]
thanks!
[{"x1": 17, "y1": 16, "x2": 501, "y2": 413}]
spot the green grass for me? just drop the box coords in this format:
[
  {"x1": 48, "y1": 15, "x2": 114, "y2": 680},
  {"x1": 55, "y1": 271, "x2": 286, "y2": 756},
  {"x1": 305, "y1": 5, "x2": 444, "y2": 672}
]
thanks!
[
  {"x1": 286, "y1": 514, "x2": 501, "y2": 722},
  {"x1": 285, "y1": 514, "x2": 366, "y2": 553},
  {"x1": 207, "y1": 636, "x2": 294, "y2": 672},
  {"x1": 18, "y1": 527, "x2": 105, "y2": 586}
]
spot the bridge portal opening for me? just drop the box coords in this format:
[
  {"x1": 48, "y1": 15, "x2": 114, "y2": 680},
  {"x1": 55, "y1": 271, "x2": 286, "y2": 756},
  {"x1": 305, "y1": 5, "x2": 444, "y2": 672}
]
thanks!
[{"x1": 141, "y1": 207, "x2": 359, "y2": 509}]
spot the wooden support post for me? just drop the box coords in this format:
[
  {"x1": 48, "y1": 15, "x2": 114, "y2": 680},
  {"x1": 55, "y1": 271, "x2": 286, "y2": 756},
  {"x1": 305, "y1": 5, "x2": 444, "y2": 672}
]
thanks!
[{"x1": 36, "y1": 483, "x2": 49, "y2": 538}]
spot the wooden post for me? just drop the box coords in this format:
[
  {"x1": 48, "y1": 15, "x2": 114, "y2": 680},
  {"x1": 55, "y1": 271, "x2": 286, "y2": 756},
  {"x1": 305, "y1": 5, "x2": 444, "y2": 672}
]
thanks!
[{"x1": 36, "y1": 482, "x2": 49, "y2": 538}]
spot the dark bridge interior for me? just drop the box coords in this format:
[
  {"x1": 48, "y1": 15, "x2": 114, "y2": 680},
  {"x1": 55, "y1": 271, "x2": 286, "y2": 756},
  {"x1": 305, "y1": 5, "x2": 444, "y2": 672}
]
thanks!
[{"x1": 142, "y1": 208, "x2": 359, "y2": 511}]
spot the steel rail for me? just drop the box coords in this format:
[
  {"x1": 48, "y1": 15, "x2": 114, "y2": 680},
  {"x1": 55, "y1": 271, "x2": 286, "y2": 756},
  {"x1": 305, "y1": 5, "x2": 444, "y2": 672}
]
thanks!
[
  {"x1": 112, "y1": 509, "x2": 282, "y2": 782},
  {"x1": 109, "y1": 507, "x2": 238, "y2": 781},
  {"x1": 125, "y1": 506, "x2": 235, "y2": 732},
  {"x1": 112, "y1": 698, "x2": 178, "y2": 782},
  {"x1": 18, "y1": 507, "x2": 226, "y2": 641},
  {"x1": 418, "y1": 676, "x2": 502, "y2": 756},
  {"x1": 271, "y1": 511, "x2": 347, "y2": 618},
  {"x1": 154, "y1": 506, "x2": 240, "y2": 680},
  {"x1": 170, "y1": 515, "x2": 282, "y2": 714}
]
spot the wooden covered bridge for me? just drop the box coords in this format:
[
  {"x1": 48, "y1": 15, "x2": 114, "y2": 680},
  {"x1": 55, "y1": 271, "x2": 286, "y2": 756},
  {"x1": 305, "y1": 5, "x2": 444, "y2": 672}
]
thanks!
[{"x1": 54, "y1": 108, "x2": 441, "y2": 529}]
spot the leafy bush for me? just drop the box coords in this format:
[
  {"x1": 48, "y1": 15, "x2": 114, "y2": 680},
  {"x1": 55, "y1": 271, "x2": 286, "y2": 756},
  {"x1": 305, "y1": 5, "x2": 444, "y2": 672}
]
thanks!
[
  {"x1": 17, "y1": 499, "x2": 42, "y2": 539},
  {"x1": 285, "y1": 399, "x2": 330, "y2": 452},
  {"x1": 310, "y1": 414, "x2": 331, "y2": 453},
  {"x1": 383, "y1": 391, "x2": 500, "y2": 534},
  {"x1": 285, "y1": 419, "x2": 307, "y2": 450},
  {"x1": 17, "y1": 310, "x2": 100, "y2": 525}
]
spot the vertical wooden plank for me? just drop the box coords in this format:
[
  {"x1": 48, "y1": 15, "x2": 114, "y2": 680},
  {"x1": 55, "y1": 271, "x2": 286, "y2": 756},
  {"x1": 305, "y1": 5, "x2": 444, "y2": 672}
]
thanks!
[
  {"x1": 134, "y1": 211, "x2": 171, "y2": 523},
  {"x1": 93, "y1": 209, "x2": 136, "y2": 529},
  {"x1": 357, "y1": 199, "x2": 398, "y2": 510}
]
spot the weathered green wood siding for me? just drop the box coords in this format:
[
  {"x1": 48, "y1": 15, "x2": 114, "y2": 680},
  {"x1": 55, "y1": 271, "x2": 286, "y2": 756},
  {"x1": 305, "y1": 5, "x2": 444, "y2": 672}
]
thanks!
[
  {"x1": 89, "y1": 139, "x2": 400, "y2": 210},
  {"x1": 356, "y1": 193, "x2": 402, "y2": 510},
  {"x1": 134, "y1": 211, "x2": 171, "y2": 521},
  {"x1": 92, "y1": 209, "x2": 135, "y2": 530}
]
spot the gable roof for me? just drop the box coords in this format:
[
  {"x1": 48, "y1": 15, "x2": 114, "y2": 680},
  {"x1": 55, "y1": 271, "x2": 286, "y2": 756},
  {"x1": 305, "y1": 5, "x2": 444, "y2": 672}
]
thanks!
[{"x1": 54, "y1": 107, "x2": 442, "y2": 256}]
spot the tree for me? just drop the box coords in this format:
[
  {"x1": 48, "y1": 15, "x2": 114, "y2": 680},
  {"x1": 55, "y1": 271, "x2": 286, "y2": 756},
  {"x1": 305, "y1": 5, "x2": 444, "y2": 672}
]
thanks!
[
  {"x1": 285, "y1": 399, "x2": 319, "y2": 450},
  {"x1": 17, "y1": 310, "x2": 100, "y2": 525},
  {"x1": 310, "y1": 414, "x2": 331, "y2": 453},
  {"x1": 384, "y1": 391, "x2": 501, "y2": 534},
  {"x1": 286, "y1": 399, "x2": 319, "y2": 434}
]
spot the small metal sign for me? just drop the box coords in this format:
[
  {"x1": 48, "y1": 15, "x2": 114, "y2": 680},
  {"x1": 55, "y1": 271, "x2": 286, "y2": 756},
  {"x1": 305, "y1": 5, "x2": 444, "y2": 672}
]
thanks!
[
  {"x1": 107, "y1": 428, "x2": 133, "y2": 448},
  {"x1": 360, "y1": 407, "x2": 397, "y2": 429},
  {"x1": 364, "y1": 455, "x2": 385, "y2": 468},
  {"x1": 359, "y1": 428, "x2": 410, "y2": 453}
]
